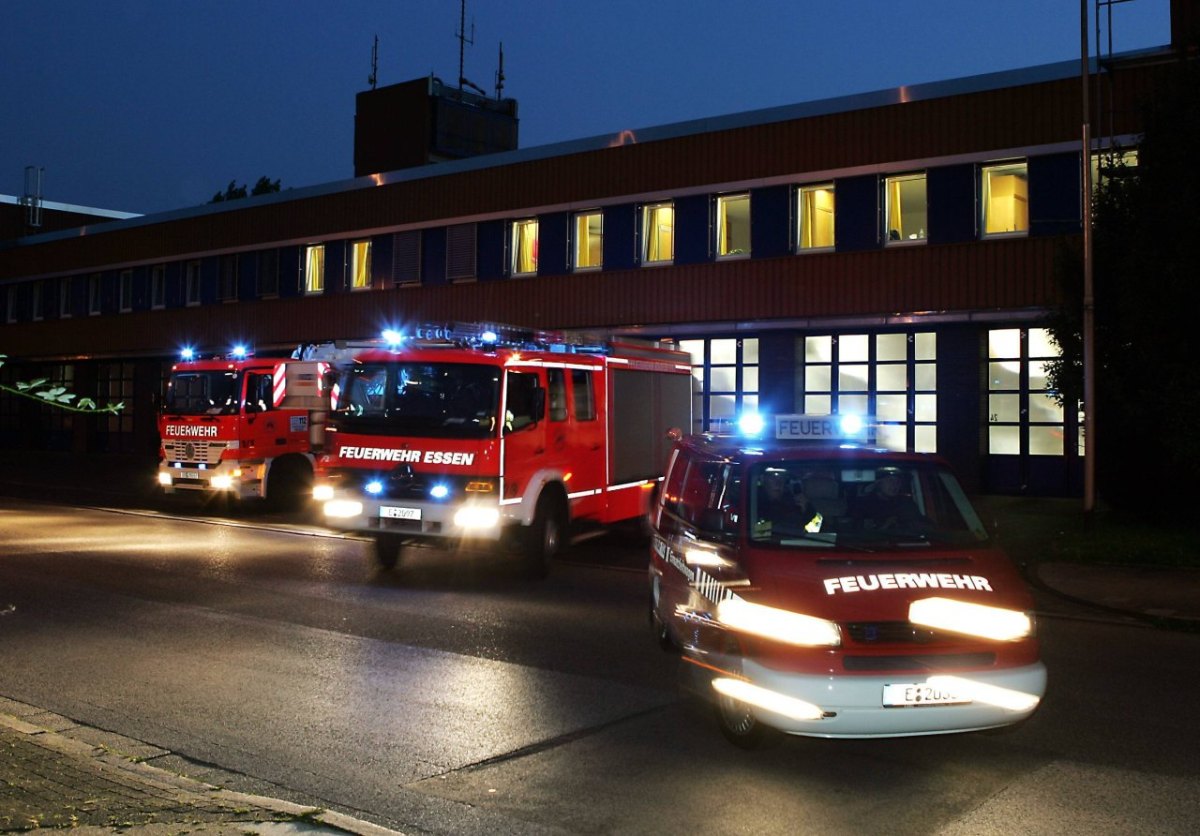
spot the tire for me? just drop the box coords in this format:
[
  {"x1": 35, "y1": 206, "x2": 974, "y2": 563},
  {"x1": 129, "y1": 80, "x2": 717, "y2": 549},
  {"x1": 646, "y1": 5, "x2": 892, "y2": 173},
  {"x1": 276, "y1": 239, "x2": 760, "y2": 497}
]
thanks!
[
  {"x1": 712, "y1": 645, "x2": 780, "y2": 749},
  {"x1": 373, "y1": 534, "x2": 403, "y2": 570},
  {"x1": 522, "y1": 490, "x2": 566, "y2": 578},
  {"x1": 265, "y1": 457, "x2": 312, "y2": 512}
]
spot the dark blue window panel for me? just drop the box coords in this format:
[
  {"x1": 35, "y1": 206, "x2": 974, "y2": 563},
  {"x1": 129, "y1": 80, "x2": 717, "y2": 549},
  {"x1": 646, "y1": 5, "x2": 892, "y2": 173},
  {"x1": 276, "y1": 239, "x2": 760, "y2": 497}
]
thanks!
[
  {"x1": 538, "y1": 212, "x2": 569, "y2": 277},
  {"x1": 322, "y1": 241, "x2": 346, "y2": 295},
  {"x1": 422, "y1": 227, "x2": 448, "y2": 286},
  {"x1": 603, "y1": 204, "x2": 636, "y2": 271},
  {"x1": 370, "y1": 234, "x2": 392, "y2": 287},
  {"x1": 675, "y1": 195, "x2": 710, "y2": 265},
  {"x1": 238, "y1": 253, "x2": 255, "y2": 302},
  {"x1": 477, "y1": 220, "x2": 505, "y2": 282},
  {"x1": 200, "y1": 259, "x2": 217, "y2": 306},
  {"x1": 834, "y1": 175, "x2": 880, "y2": 252},
  {"x1": 1029, "y1": 152, "x2": 1081, "y2": 236},
  {"x1": 928, "y1": 165, "x2": 976, "y2": 245},
  {"x1": 278, "y1": 247, "x2": 300, "y2": 298},
  {"x1": 751, "y1": 186, "x2": 791, "y2": 259}
]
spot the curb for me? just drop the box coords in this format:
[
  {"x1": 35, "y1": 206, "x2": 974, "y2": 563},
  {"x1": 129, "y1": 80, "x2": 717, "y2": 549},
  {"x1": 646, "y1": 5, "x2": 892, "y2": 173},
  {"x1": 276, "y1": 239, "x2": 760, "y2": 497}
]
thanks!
[
  {"x1": 1024, "y1": 561, "x2": 1200, "y2": 634},
  {"x1": 0, "y1": 706, "x2": 403, "y2": 836}
]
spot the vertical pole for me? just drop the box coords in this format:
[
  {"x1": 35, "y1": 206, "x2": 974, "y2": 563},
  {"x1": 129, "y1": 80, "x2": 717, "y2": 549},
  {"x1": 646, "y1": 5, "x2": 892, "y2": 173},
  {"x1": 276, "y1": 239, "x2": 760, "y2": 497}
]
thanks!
[{"x1": 1081, "y1": 0, "x2": 1097, "y2": 513}]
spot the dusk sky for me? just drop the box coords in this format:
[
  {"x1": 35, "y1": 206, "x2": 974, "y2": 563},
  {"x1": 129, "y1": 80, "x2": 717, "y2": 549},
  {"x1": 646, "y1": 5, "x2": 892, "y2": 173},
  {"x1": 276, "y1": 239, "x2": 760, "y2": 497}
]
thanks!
[{"x1": 2, "y1": 1, "x2": 1173, "y2": 217}]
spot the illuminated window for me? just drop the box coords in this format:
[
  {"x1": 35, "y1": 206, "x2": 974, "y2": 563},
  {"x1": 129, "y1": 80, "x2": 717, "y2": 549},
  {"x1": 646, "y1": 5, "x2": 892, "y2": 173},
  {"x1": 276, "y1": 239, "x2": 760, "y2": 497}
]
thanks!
[
  {"x1": 988, "y1": 328, "x2": 1067, "y2": 457},
  {"x1": 510, "y1": 219, "x2": 539, "y2": 276},
  {"x1": 151, "y1": 265, "x2": 166, "y2": 309},
  {"x1": 716, "y1": 193, "x2": 751, "y2": 258},
  {"x1": 884, "y1": 173, "x2": 927, "y2": 244},
  {"x1": 573, "y1": 211, "x2": 603, "y2": 271},
  {"x1": 798, "y1": 183, "x2": 835, "y2": 250},
  {"x1": 642, "y1": 202, "x2": 674, "y2": 265},
  {"x1": 184, "y1": 261, "x2": 201, "y2": 307},
  {"x1": 303, "y1": 244, "x2": 325, "y2": 294},
  {"x1": 800, "y1": 331, "x2": 938, "y2": 453},
  {"x1": 677, "y1": 337, "x2": 758, "y2": 434},
  {"x1": 981, "y1": 162, "x2": 1028, "y2": 236},
  {"x1": 350, "y1": 240, "x2": 372, "y2": 290},
  {"x1": 1093, "y1": 148, "x2": 1138, "y2": 189}
]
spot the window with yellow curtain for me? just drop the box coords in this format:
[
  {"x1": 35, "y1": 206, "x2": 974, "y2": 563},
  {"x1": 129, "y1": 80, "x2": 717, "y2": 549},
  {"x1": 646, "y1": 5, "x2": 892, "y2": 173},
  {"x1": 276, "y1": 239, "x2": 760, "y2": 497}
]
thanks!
[
  {"x1": 981, "y1": 162, "x2": 1029, "y2": 236},
  {"x1": 350, "y1": 240, "x2": 372, "y2": 290},
  {"x1": 798, "y1": 183, "x2": 835, "y2": 250},
  {"x1": 303, "y1": 244, "x2": 325, "y2": 294},
  {"x1": 884, "y1": 173, "x2": 927, "y2": 244},
  {"x1": 716, "y1": 193, "x2": 751, "y2": 257},
  {"x1": 573, "y1": 211, "x2": 603, "y2": 270},
  {"x1": 511, "y1": 219, "x2": 538, "y2": 276},
  {"x1": 642, "y1": 202, "x2": 674, "y2": 264}
]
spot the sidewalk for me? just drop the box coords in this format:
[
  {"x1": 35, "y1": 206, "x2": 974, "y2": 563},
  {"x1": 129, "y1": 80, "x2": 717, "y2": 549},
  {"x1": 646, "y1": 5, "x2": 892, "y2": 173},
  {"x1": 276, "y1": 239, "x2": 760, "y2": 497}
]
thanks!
[{"x1": 0, "y1": 699, "x2": 399, "y2": 836}]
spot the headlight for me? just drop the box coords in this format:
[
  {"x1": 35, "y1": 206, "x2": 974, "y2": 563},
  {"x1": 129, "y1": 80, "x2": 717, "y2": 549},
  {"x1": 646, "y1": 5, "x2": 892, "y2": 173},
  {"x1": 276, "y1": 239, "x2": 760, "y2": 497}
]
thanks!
[
  {"x1": 210, "y1": 475, "x2": 235, "y2": 490},
  {"x1": 324, "y1": 499, "x2": 363, "y2": 518},
  {"x1": 157, "y1": 471, "x2": 173, "y2": 487},
  {"x1": 454, "y1": 506, "x2": 500, "y2": 530},
  {"x1": 312, "y1": 484, "x2": 335, "y2": 501},
  {"x1": 909, "y1": 597, "x2": 1034, "y2": 641},
  {"x1": 716, "y1": 598, "x2": 841, "y2": 647}
]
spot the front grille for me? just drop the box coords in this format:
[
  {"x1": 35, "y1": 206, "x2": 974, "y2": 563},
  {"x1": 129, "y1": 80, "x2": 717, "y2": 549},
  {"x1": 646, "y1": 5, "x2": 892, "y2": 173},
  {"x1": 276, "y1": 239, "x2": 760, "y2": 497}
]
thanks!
[
  {"x1": 845, "y1": 621, "x2": 944, "y2": 644},
  {"x1": 163, "y1": 440, "x2": 227, "y2": 466},
  {"x1": 843, "y1": 653, "x2": 995, "y2": 671}
]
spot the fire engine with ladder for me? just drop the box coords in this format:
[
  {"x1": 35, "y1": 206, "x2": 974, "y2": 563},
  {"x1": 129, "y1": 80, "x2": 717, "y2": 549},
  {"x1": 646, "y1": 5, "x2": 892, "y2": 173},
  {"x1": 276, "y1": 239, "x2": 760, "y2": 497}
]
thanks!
[
  {"x1": 157, "y1": 345, "x2": 322, "y2": 508},
  {"x1": 285, "y1": 322, "x2": 693, "y2": 573}
]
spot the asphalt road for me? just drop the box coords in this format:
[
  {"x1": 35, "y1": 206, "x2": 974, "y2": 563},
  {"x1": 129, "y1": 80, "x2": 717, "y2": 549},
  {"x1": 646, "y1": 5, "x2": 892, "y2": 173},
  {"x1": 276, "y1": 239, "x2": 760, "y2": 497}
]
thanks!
[{"x1": 1, "y1": 497, "x2": 1198, "y2": 834}]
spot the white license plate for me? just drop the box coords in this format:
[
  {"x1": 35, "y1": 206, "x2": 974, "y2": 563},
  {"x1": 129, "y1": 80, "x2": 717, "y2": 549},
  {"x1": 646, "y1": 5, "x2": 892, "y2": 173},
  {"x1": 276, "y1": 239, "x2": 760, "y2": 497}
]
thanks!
[
  {"x1": 882, "y1": 683, "x2": 970, "y2": 707},
  {"x1": 380, "y1": 506, "x2": 421, "y2": 521},
  {"x1": 179, "y1": 471, "x2": 200, "y2": 480}
]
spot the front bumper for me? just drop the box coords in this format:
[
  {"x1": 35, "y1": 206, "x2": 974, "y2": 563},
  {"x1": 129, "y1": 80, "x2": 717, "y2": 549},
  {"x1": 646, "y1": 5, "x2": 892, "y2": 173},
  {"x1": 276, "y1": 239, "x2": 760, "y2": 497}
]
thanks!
[
  {"x1": 321, "y1": 494, "x2": 509, "y2": 542},
  {"x1": 158, "y1": 462, "x2": 262, "y2": 500},
  {"x1": 706, "y1": 657, "x2": 1047, "y2": 738}
]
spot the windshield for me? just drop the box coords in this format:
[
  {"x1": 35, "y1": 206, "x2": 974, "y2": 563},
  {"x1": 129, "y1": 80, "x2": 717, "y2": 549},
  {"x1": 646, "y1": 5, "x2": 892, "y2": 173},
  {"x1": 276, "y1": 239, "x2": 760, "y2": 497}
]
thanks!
[
  {"x1": 748, "y1": 460, "x2": 989, "y2": 549},
  {"x1": 331, "y1": 362, "x2": 500, "y2": 439},
  {"x1": 164, "y1": 371, "x2": 241, "y2": 416}
]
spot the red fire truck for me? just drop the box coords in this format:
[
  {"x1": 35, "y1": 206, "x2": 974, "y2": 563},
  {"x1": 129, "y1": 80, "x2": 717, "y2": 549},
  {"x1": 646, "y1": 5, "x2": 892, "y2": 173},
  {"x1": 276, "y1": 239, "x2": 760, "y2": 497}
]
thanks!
[
  {"x1": 297, "y1": 323, "x2": 693, "y2": 573},
  {"x1": 157, "y1": 346, "x2": 321, "y2": 508}
]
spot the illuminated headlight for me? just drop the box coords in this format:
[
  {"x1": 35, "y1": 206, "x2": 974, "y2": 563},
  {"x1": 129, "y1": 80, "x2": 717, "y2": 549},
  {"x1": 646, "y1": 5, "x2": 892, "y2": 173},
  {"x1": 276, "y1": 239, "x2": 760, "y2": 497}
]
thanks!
[
  {"x1": 210, "y1": 475, "x2": 235, "y2": 490},
  {"x1": 716, "y1": 598, "x2": 841, "y2": 647},
  {"x1": 909, "y1": 597, "x2": 1034, "y2": 641},
  {"x1": 324, "y1": 499, "x2": 363, "y2": 518},
  {"x1": 926, "y1": 675, "x2": 1041, "y2": 712},
  {"x1": 157, "y1": 471, "x2": 173, "y2": 487},
  {"x1": 683, "y1": 545, "x2": 732, "y2": 568},
  {"x1": 453, "y1": 506, "x2": 500, "y2": 531},
  {"x1": 712, "y1": 677, "x2": 825, "y2": 721},
  {"x1": 312, "y1": 484, "x2": 335, "y2": 501}
]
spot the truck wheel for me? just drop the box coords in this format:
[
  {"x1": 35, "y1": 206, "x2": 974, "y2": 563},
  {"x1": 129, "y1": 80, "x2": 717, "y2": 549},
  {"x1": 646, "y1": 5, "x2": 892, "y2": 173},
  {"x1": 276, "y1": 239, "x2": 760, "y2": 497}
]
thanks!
[
  {"x1": 373, "y1": 534, "x2": 403, "y2": 570},
  {"x1": 265, "y1": 458, "x2": 312, "y2": 512},
  {"x1": 523, "y1": 491, "x2": 566, "y2": 578}
]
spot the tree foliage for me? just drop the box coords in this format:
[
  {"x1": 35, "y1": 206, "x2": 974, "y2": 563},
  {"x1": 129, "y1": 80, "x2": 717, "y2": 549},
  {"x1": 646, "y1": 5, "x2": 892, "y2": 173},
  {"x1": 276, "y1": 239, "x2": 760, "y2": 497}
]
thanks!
[
  {"x1": 210, "y1": 176, "x2": 281, "y2": 203},
  {"x1": 0, "y1": 355, "x2": 124, "y2": 414},
  {"x1": 1044, "y1": 59, "x2": 1200, "y2": 510}
]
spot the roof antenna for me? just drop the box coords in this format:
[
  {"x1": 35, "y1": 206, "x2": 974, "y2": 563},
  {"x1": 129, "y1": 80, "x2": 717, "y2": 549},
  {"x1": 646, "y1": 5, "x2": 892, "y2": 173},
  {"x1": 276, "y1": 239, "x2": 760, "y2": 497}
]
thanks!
[
  {"x1": 495, "y1": 41, "x2": 505, "y2": 99},
  {"x1": 456, "y1": 0, "x2": 486, "y2": 96},
  {"x1": 368, "y1": 34, "x2": 378, "y2": 89}
]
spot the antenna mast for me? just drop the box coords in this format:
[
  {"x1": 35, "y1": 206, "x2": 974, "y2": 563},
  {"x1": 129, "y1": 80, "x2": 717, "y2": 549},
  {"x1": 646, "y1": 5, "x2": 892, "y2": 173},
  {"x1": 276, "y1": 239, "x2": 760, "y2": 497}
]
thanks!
[
  {"x1": 455, "y1": 0, "x2": 486, "y2": 96},
  {"x1": 495, "y1": 41, "x2": 505, "y2": 99},
  {"x1": 368, "y1": 34, "x2": 378, "y2": 89}
]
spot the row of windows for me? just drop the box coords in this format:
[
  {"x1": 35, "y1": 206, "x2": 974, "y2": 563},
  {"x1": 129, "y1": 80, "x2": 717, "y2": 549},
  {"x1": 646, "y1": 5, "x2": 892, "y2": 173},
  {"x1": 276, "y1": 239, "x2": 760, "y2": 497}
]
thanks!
[
  {"x1": 506, "y1": 160, "x2": 1030, "y2": 276},
  {"x1": 3, "y1": 151, "x2": 1097, "y2": 323},
  {"x1": 677, "y1": 327, "x2": 1071, "y2": 459}
]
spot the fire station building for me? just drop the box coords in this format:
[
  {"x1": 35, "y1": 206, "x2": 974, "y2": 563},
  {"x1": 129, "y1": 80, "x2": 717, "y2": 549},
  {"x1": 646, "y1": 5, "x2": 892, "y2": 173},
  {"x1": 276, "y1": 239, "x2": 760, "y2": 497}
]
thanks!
[{"x1": 2, "y1": 5, "x2": 1197, "y2": 496}]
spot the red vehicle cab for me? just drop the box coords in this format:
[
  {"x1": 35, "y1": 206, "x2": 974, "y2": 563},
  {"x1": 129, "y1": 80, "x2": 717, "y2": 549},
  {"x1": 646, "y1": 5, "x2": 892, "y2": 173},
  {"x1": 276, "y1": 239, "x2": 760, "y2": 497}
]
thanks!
[{"x1": 649, "y1": 415, "x2": 1046, "y2": 746}]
